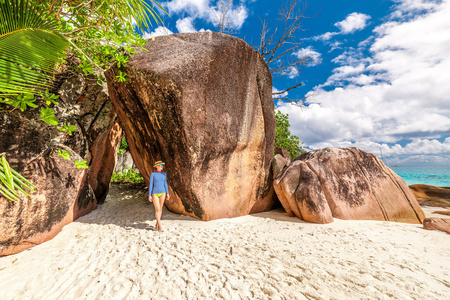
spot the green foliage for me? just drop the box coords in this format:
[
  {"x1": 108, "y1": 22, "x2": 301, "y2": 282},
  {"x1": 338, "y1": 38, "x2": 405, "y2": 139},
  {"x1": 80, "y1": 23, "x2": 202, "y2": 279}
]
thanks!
[
  {"x1": 0, "y1": 0, "x2": 165, "y2": 199},
  {"x1": 275, "y1": 110, "x2": 306, "y2": 159},
  {"x1": 57, "y1": 149, "x2": 71, "y2": 160},
  {"x1": 0, "y1": 0, "x2": 69, "y2": 95},
  {"x1": 56, "y1": 149, "x2": 88, "y2": 169},
  {"x1": 41, "y1": 90, "x2": 59, "y2": 106},
  {"x1": 40, "y1": 107, "x2": 59, "y2": 125},
  {"x1": 1, "y1": 94, "x2": 38, "y2": 111},
  {"x1": 0, "y1": 155, "x2": 36, "y2": 201},
  {"x1": 58, "y1": 123, "x2": 77, "y2": 136},
  {"x1": 118, "y1": 137, "x2": 129, "y2": 155},
  {"x1": 0, "y1": 0, "x2": 165, "y2": 96},
  {"x1": 75, "y1": 160, "x2": 89, "y2": 169},
  {"x1": 111, "y1": 168, "x2": 144, "y2": 184},
  {"x1": 115, "y1": 70, "x2": 128, "y2": 82},
  {"x1": 33, "y1": 0, "x2": 165, "y2": 76}
]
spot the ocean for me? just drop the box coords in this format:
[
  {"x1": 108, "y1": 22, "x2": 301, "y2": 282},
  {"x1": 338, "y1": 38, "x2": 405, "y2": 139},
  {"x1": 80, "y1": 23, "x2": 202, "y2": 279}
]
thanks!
[{"x1": 390, "y1": 167, "x2": 450, "y2": 187}]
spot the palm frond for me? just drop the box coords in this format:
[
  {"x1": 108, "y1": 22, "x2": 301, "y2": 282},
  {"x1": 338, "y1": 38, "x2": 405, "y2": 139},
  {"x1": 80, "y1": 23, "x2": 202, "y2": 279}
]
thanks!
[
  {"x1": 0, "y1": 155, "x2": 36, "y2": 201},
  {"x1": 0, "y1": 0, "x2": 69, "y2": 95},
  {"x1": 122, "y1": 0, "x2": 166, "y2": 32}
]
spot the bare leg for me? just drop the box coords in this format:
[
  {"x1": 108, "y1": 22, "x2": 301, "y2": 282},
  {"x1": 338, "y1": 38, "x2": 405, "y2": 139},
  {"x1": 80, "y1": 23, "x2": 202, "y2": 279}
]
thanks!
[
  {"x1": 157, "y1": 194, "x2": 166, "y2": 231},
  {"x1": 152, "y1": 194, "x2": 161, "y2": 231}
]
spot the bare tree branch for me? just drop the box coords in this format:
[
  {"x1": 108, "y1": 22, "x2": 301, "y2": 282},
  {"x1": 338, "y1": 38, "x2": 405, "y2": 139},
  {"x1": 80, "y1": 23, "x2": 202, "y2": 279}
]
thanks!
[
  {"x1": 212, "y1": 0, "x2": 235, "y2": 34},
  {"x1": 272, "y1": 82, "x2": 303, "y2": 95},
  {"x1": 212, "y1": 0, "x2": 315, "y2": 105},
  {"x1": 256, "y1": 0, "x2": 316, "y2": 105}
]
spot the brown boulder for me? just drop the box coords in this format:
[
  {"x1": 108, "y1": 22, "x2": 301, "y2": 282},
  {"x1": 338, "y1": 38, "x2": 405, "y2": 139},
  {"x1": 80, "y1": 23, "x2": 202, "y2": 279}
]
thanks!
[
  {"x1": 273, "y1": 147, "x2": 425, "y2": 224},
  {"x1": 106, "y1": 32, "x2": 275, "y2": 220},
  {"x1": 423, "y1": 218, "x2": 450, "y2": 234},
  {"x1": 409, "y1": 184, "x2": 450, "y2": 208},
  {"x1": 433, "y1": 211, "x2": 450, "y2": 216},
  {"x1": 0, "y1": 73, "x2": 120, "y2": 256}
]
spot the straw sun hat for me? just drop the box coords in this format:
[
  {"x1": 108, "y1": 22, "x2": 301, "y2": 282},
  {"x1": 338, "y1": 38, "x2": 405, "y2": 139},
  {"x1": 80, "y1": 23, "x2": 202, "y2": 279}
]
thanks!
[{"x1": 154, "y1": 161, "x2": 165, "y2": 167}]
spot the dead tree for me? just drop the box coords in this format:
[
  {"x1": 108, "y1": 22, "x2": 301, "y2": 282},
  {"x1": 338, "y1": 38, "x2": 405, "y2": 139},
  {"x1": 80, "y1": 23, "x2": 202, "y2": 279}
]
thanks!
[
  {"x1": 258, "y1": 0, "x2": 313, "y2": 105},
  {"x1": 211, "y1": 0, "x2": 235, "y2": 34}
]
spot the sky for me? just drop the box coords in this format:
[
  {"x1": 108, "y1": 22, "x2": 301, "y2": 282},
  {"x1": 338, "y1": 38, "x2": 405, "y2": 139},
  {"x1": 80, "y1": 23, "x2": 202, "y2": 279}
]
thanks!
[{"x1": 141, "y1": 0, "x2": 450, "y2": 167}]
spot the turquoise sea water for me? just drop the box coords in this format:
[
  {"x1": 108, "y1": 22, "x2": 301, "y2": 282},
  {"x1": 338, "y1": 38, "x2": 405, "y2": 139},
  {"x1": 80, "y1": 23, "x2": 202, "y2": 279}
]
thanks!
[{"x1": 390, "y1": 167, "x2": 450, "y2": 187}]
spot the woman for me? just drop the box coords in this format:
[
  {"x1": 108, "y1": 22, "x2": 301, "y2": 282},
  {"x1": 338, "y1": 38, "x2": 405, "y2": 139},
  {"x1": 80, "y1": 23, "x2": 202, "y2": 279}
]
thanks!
[{"x1": 148, "y1": 161, "x2": 170, "y2": 231}]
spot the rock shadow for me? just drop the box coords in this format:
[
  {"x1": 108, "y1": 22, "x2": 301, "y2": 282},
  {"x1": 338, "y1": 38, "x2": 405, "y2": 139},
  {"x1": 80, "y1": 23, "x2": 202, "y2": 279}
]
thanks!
[{"x1": 75, "y1": 183, "x2": 199, "y2": 230}]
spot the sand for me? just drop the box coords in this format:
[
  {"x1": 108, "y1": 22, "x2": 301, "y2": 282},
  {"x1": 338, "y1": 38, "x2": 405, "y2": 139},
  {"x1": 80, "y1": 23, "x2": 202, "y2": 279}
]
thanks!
[{"x1": 1, "y1": 184, "x2": 449, "y2": 300}]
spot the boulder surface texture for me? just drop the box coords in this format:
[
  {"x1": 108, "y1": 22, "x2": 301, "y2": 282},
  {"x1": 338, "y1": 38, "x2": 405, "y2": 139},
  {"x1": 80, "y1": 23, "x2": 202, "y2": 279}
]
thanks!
[
  {"x1": 409, "y1": 184, "x2": 450, "y2": 208},
  {"x1": 423, "y1": 218, "x2": 450, "y2": 234},
  {"x1": 273, "y1": 147, "x2": 425, "y2": 224},
  {"x1": 0, "y1": 73, "x2": 121, "y2": 256},
  {"x1": 106, "y1": 32, "x2": 275, "y2": 220}
]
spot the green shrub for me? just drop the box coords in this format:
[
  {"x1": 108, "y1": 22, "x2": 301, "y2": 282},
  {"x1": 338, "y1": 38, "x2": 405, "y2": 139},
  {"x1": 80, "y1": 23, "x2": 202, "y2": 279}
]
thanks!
[
  {"x1": 111, "y1": 168, "x2": 144, "y2": 184},
  {"x1": 275, "y1": 110, "x2": 306, "y2": 159},
  {"x1": 118, "y1": 137, "x2": 129, "y2": 155}
]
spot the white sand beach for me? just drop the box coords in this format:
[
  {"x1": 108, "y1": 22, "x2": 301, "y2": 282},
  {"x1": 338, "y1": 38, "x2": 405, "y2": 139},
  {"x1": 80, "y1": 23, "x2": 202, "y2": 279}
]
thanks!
[{"x1": 1, "y1": 184, "x2": 449, "y2": 300}]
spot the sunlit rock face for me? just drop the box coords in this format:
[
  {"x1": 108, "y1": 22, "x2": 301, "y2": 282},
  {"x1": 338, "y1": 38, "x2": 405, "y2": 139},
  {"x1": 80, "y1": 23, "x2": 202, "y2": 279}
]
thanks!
[
  {"x1": 423, "y1": 218, "x2": 450, "y2": 234},
  {"x1": 0, "y1": 73, "x2": 121, "y2": 256},
  {"x1": 106, "y1": 32, "x2": 276, "y2": 220},
  {"x1": 273, "y1": 147, "x2": 425, "y2": 224}
]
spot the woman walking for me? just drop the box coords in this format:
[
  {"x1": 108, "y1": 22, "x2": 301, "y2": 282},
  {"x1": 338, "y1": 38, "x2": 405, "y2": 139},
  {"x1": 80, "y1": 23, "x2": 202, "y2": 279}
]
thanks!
[{"x1": 148, "y1": 161, "x2": 170, "y2": 231}]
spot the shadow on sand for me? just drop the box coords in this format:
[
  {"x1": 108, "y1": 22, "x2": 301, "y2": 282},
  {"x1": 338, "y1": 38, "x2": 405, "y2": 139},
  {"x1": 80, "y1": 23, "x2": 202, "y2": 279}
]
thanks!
[{"x1": 76, "y1": 183, "x2": 306, "y2": 229}]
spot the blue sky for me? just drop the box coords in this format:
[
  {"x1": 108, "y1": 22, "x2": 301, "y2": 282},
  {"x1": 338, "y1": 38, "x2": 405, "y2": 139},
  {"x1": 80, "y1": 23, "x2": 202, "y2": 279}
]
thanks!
[{"x1": 142, "y1": 0, "x2": 450, "y2": 166}]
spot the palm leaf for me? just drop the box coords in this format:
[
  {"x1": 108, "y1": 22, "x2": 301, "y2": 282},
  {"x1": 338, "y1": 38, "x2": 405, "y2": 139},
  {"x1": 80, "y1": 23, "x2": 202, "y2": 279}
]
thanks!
[
  {"x1": 130, "y1": 0, "x2": 166, "y2": 31},
  {"x1": 0, "y1": 0, "x2": 69, "y2": 96},
  {"x1": 0, "y1": 155, "x2": 36, "y2": 201}
]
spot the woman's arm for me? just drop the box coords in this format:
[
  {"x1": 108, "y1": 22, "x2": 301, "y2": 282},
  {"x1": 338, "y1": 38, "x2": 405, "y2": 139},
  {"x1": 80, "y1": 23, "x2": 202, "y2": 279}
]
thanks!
[
  {"x1": 164, "y1": 174, "x2": 170, "y2": 199},
  {"x1": 148, "y1": 173, "x2": 154, "y2": 201}
]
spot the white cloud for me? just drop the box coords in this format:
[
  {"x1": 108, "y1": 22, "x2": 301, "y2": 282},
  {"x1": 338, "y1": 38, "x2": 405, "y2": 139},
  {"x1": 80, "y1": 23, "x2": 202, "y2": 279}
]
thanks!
[
  {"x1": 312, "y1": 31, "x2": 337, "y2": 41},
  {"x1": 143, "y1": 26, "x2": 173, "y2": 39},
  {"x1": 331, "y1": 139, "x2": 450, "y2": 166},
  {"x1": 208, "y1": 3, "x2": 248, "y2": 30},
  {"x1": 163, "y1": 0, "x2": 249, "y2": 31},
  {"x1": 163, "y1": 0, "x2": 210, "y2": 16},
  {"x1": 321, "y1": 63, "x2": 367, "y2": 86},
  {"x1": 294, "y1": 46, "x2": 322, "y2": 66},
  {"x1": 335, "y1": 12, "x2": 371, "y2": 34},
  {"x1": 311, "y1": 12, "x2": 371, "y2": 44},
  {"x1": 286, "y1": 66, "x2": 299, "y2": 79},
  {"x1": 284, "y1": 0, "x2": 450, "y2": 165},
  {"x1": 176, "y1": 17, "x2": 197, "y2": 33}
]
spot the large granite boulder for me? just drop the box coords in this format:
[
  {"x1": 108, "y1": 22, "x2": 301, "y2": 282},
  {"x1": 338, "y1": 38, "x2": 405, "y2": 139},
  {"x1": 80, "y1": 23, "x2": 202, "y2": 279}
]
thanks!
[
  {"x1": 106, "y1": 32, "x2": 275, "y2": 220},
  {"x1": 409, "y1": 184, "x2": 450, "y2": 208},
  {"x1": 273, "y1": 147, "x2": 425, "y2": 224},
  {"x1": 423, "y1": 218, "x2": 450, "y2": 234},
  {"x1": 0, "y1": 72, "x2": 121, "y2": 256}
]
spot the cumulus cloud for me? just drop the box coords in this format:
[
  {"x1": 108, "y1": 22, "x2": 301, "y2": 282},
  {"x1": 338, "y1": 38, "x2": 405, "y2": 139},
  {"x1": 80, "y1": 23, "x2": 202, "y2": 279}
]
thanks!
[
  {"x1": 293, "y1": 46, "x2": 322, "y2": 66},
  {"x1": 163, "y1": 0, "x2": 249, "y2": 31},
  {"x1": 313, "y1": 31, "x2": 337, "y2": 41},
  {"x1": 312, "y1": 12, "x2": 371, "y2": 42},
  {"x1": 208, "y1": 3, "x2": 248, "y2": 31},
  {"x1": 143, "y1": 26, "x2": 173, "y2": 39},
  {"x1": 282, "y1": 0, "x2": 450, "y2": 165},
  {"x1": 176, "y1": 17, "x2": 197, "y2": 33},
  {"x1": 335, "y1": 12, "x2": 371, "y2": 34},
  {"x1": 284, "y1": 66, "x2": 299, "y2": 79},
  {"x1": 163, "y1": 0, "x2": 210, "y2": 16}
]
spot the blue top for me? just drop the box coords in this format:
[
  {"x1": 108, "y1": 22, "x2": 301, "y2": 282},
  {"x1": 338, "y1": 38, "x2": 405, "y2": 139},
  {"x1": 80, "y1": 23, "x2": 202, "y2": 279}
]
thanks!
[{"x1": 149, "y1": 172, "x2": 169, "y2": 195}]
